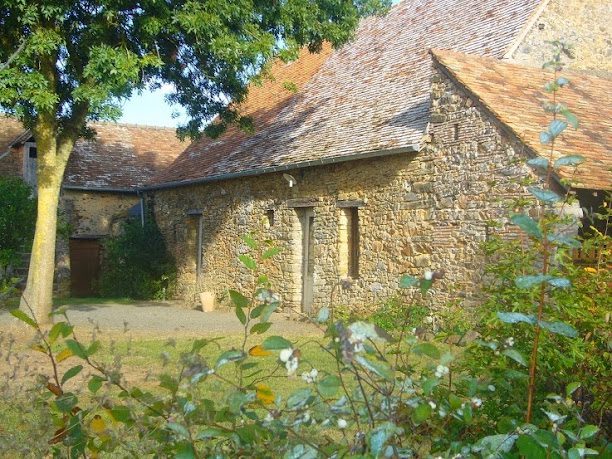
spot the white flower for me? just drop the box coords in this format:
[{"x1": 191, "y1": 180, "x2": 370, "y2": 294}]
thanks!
[
  {"x1": 337, "y1": 418, "x2": 348, "y2": 429},
  {"x1": 279, "y1": 348, "x2": 293, "y2": 363},
  {"x1": 505, "y1": 337, "x2": 515, "y2": 347},
  {"x1": 424, "y1": 271, "x2": 434, "y2": 280},
  {"x1": 429, "y1": 401, "x2": 437, "y2": 409},
  {"x1": 438, "y1": 408, "x2": 447, "y2": 418},
  {"x1": 471, "y1": 397, "x2": 482, "y2": 408},
  {"x1": 424, "y1": 315, "x2": 434, "y2": 324},
  {"x1": 301, "y1": 368, "x2": 319, "y2": 384},
  {"x1": 264, "y1": 412, "x2": 274, "y2": 422},
  {"x1": 435, "y1": 365, "x2": 449, "y2": 378},
  {"x1": 488, "y1": 385, "x2": 496, "y2": 392},
  {"x1": 286, "y1": 357, "x2": 299, "y2": 375}
]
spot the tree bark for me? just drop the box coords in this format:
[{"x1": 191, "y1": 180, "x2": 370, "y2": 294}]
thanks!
[{"x1": 19, "y1": 123, "x2": 74, "y2": 325}]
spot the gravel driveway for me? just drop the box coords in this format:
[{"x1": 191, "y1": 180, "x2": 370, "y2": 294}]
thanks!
[{"x1": 0, "y1": 300, "x2": 321, "y2": 338}]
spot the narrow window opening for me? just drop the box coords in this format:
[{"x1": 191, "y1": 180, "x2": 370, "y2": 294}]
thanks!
[
  {"x1": 28, "y1": 146, "x2": 38, "y2": 158},
  {"x1": 348, "y1": 207, "x2": 360, "y2": 278},
  {"x1": 266, "y1": 209, "x2": 275, "y2": 228},
  {"x1": 339, "y1": 207, "x2": 360, "y2": 279},
  {"x1": 453, "y1": 123, "x2": 459, "y2": 141}
]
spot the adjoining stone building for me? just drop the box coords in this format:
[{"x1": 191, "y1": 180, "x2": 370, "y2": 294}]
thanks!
[
  {"x1": 143, "y1": 0, "x2": 611, "y2": 312},
  {"x1": 0, "y1": 122, "x2": 185, "y2": 295}
]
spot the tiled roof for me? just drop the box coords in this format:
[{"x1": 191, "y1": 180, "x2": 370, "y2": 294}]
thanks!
[
  {"x1": 65, "y1": 123, "x2": 186, "y2": 190},
  {"x1": 0, "y1": 116, "x2": 27, "y2": 153},
  {"x1": 1, "y1": 117, "x2": 185, "y2": 190},
  {"x1": 432, "y1": 49, "x2": 612, "y2": 191},
  {"x1": 153, "y1": 0, "x2": 542, "y2": 187}
]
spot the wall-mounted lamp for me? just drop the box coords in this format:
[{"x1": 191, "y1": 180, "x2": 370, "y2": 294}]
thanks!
[{"x1": 283, "y1": 173, "x2": 297, "y2": 188}]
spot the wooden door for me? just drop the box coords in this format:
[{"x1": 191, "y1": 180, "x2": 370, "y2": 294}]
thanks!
[
  {"x1": 298, "y1": 208, "x2": 315, "y2": 313},
  {"x1": 69, "y1": 238, "x2": 102, "y2": 297}
]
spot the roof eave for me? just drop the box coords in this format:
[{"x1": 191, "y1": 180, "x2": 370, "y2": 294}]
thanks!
[
  {"x1": 62, "y1": 185, "x2": 139, "y2": 194},
  {"x1": 142, "y1": 144, "x2": 420, "y2": 192}
]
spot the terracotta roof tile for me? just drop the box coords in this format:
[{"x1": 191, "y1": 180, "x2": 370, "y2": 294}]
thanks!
[
  {"x1": 0, "y1": 116, "x2": 27, "y2": 153},
  {"x1": 64, "y1": 123, "x2": 186, "y2": 190},
  {"x1": 432, "y1": 49, "x2": 611, "y2": 190},
  {"x1": 154, "y1": 0, "x2": 542, "y2": 187}
]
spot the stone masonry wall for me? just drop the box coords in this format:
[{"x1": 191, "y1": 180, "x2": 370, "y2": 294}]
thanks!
[
  {"x1": 153, "y1": 64, "x2": 543, "y2": 313},
  {"x1": 54, "y1": 190, "x2": 139, "y2": 294},
  {"x1": 510, "y1": 0, "x2": 611, "y2": 74}
]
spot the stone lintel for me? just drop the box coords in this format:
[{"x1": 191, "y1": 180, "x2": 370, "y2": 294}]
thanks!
[
  {"x1": 285, "y1": 198, "x2": 320, "y2": 208},
  {"x1": 336, "y1": 199, "x2": 365, "y2": 208}
]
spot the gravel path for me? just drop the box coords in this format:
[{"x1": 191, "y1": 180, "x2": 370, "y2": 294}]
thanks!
[{"x1": 0, "y1": 300, "x2": 321, "y2": 338}]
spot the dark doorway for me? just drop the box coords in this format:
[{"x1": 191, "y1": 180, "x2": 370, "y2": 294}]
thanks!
[{"x1": 69, "y1": 238, "x2": 102, "y2": 297}]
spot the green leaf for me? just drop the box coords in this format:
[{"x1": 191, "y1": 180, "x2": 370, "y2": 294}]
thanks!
[
  {"x1": 262, "y1": 336, "x2": 292, "y2": 350},
  {"x1": 87, "y1": 340, "x2": 100, "y2": 357},
  {"x1": 88, "y1": 375, "x2": 104, "y2": 394},
  {"x1": 547, "y1": 277, "x2": 571, "y2": 288},
  {"x1": 561, "y1": 110, "x2": 579, "y2": 129},
  {"x1": 556, "y1": 76, "x2": 570, "y2": 87},
  {"x1": 174, "y1": 442, "x2": 196, "y2": 459},
  {"x1": 412, "y1": 403, "x2": 432, "y2": 423},
  {"x1": 250, "y1": 322, "x2": 272, "y2": 334},
  {"x1": 65, "y1": 339, "x2": 88, "y2": 359},
  {"x1": 420, "y1": 278, "x2": 433, "y2": 294},
  {"x1": 110, "y1": 405, "x2": 132, "y2": 423},
  {"x1": 238, "y1": 254, "x2": 256, "y2": 270},
  {"x1": 229, "y1": 290, "x2": 249, "y2": 308},
  {"x1": 502, "y1": 349, "x2": 528, "y2": 367},
  {"x1": 354, "y1": 355, "x2": 394, "y2": 381},
  {"x1": 497, "y1": 312, "x2": 536, "y2": 325},
  {"x1": 549, "y1": 119, "x2": 568, "y2": 138},
  {"x1": 55, "y1": 393, "x2": 78, "y2": 413},
  {"x1": 61, "y1": 365, "x2": 83, "y2": 385},
  {"x1": 260, "y1": 302, "x2": 279, "y2": 322},
  {"x1": 242, "y1": 234, "x2": 257, "y2": 249},
  {"x1": 517, "y1": 434, "x2": 547, "y2": 459},
  {"x1": 539, "y1": 320, "x2": 578, "y2": 338},
  {"x1": 554, "y1": 154, "x2": 585, "y2": 168},
  {"x1": 235, "y1": 306, "x2": 247, "y2": 325},
  {"x1": 287, "y1": 388, "x2": 312, "y2": 409},
  {"x1": 368, "y1": 422, "x2": 399, "y2": 455},
  {"x1": 317, "y1": 375, "x2": 341, "y2": 397},
  {"x1": 510, "y1": 214, "x2": 542, "y2": 239},
  {"x1": 10, "y1": 309, "x2": 36, "y2": 328},
  {"x1": 527, "y1": 157, "x2": 549, "y2": 169},
  {"x1": 262, "y1": 247, "x2": 281, "y2": 259},
  {"x1": 412, "y1": 343, "x2": 440, "y2": 359},
  {"x1": 285, "y1": 444, "x2": 318, "y2": 459},
  {"x1": 474, "y1": 434, "x2": 518, "y2": 455},
  {"x1": 547, "y1": 233, "x2": 581, "y2": 248},
  {"x1": 515, "y1": 275, "x2": 551, "y2": 289},
  {"x1": 579, "y1": 425, "x2": 599, "y2": 440},
  {"x1": 422, "y1": 377, "x2": 440, "y2": 395},
  {"x1": 316, "y1": 306, "x2": 330, "y2": 323},
  {"x1": 399, "y1": 274, "x2": 419, "y2": 288},
  {"x1": 528, "y1": 187, "x2": 562, "y2": 203},
  {"x1": 566, "y1": 382, "x2": 581, "y2": 397},
  {"x1": 216, "y1": 350, "x2": 245, "y2": 368},
  {"x1": 540, "y1": 131, "x2": 553, "y2": 145},
  {"x1": 49, "y1": 322, "x2": 73, "y2": 343}
]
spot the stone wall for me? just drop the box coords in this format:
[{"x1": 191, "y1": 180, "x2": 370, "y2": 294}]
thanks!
[
  {"x1": 54, "y1": 190, "x2": 140, "y2": 294},
  {"x1": 152, "y1": 64, "x2": 544, "y2": 313},
  {"x1": 509, "y1": 0, "x2": 611, "y2": 73}
]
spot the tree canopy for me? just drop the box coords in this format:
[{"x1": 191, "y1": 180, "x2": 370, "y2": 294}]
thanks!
[{"x1": 0, "y1": 0, "x2": 390, "y2": 139}]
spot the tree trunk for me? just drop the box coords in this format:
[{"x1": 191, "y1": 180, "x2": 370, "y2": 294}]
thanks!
[{"x1": 20, "y1": 125, "x2": 73, "y2": 325}]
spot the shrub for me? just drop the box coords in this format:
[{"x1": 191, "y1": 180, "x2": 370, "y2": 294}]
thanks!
[
  {"x1": 0, "y1": 176, "x2": 36, "y2": 271},
  {"x1": 99, "y1": 216, "x2": 176, "y2": 300}
]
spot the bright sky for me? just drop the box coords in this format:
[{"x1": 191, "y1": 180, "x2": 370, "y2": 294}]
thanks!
[{"x1": 119, "y1": 0, "x2": 402, "y2": 127}]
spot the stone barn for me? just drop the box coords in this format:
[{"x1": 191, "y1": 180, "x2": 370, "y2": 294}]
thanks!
[
  {"x1": 143, "y1": 0, "x2": 610, "y2": 312},
  {"x1": 0, "y1": 122, "x2": 185, "y2": 295}
]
